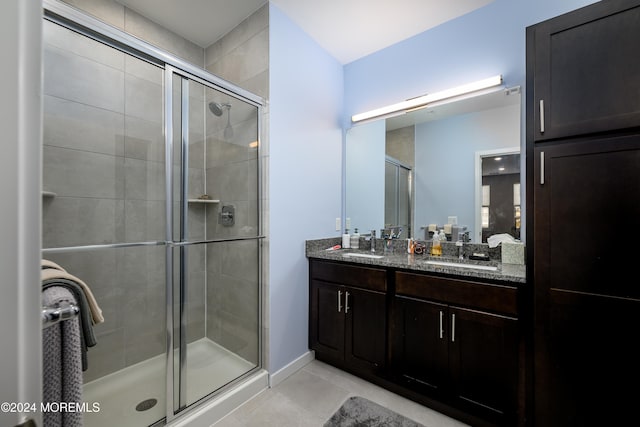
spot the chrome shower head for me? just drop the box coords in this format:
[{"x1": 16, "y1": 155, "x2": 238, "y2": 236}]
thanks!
[{"x1": 208, "y1": 102, "x2": 230, "y2": 116}]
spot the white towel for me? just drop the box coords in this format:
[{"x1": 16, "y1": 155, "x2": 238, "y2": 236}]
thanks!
[
  {"x1": 487, "y1": 233, "x2": 519, "y2": 248},
  {"x1": 42, "y1": 259, "x2": 67, "y2": 272}
]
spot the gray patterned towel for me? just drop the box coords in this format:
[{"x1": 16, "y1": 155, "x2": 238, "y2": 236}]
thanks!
[{"x1": 42, "y1": 286, "x2": 83, "y2": 427}]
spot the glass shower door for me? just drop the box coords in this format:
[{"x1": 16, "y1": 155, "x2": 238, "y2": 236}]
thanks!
[
  {"x1": 168, "y1": 68, "x2": 261, "y2": 412},
  {"x1": 42, "y1": 19, "x2": 168, "y2": 427}
]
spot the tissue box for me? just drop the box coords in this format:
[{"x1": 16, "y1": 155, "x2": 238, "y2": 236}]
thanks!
[{"x1": 501, "y1": 242, "x2": 525, "y2": 264}]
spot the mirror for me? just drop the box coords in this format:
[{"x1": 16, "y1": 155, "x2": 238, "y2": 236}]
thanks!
[{"x1": 345, "y1": 87, "x2": 521, "y2": 243}]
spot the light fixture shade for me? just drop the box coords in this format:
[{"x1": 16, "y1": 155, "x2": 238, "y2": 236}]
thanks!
[{"x1": 351, "y1": 75, "x2": 503, "y2": 123}]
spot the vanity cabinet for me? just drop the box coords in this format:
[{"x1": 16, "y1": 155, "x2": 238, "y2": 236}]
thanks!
[
  {"x1": 309, "y1": 260, "x2": 387, "y2": 373},
  {"x1": 391, "y1": 272, "x2": 520, "y2": 425},
  {"x1": 528, "y1": 0, "x2": 640, "y2": 142}
]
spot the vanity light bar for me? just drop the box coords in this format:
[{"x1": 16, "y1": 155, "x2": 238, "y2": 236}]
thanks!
[{"x1": 351, "y1": 75, "x2": 503, "y2": 123}]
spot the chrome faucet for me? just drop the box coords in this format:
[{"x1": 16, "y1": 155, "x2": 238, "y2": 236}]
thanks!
[
  {"x1": 455, "y1": 235, "x2": 465, "y2": 260},
  {"x1": 370, "y1": 230, "x2": 376, "y2": 253}
]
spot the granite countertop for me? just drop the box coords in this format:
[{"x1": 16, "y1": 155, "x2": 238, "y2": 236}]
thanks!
[{"x1": 306, "y1": 238, "x2": 526, "y2": 284}]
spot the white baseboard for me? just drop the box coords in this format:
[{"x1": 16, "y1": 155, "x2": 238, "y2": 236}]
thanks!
[
  {"x1": 269, "y1": 350, "x2": 315, "y2": 388},
  {"x1": 168, "y1": 370, "x2": 269, "y2": 427}
]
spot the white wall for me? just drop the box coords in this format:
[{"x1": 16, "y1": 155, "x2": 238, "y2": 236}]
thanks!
[
  {"x1": 0, "y1": 0, "x2": 43, "y2": 426},
  {"x1": 268, "y1": 4, "x2": 344, "y2": 373}
]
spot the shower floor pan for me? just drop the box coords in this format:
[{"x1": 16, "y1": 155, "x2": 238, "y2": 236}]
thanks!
[{"x1": 83, "y1": 338, "x2": 254, "y2": 427}]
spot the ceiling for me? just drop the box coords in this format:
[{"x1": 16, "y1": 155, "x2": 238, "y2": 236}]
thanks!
[{"x1": 116, "y1": 0, "x2": 494, "y2": 64}]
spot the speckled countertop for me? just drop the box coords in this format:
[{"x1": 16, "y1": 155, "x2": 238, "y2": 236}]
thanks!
[{"x1": 306, "y1": 237, "x2": 526, "y2": 284}]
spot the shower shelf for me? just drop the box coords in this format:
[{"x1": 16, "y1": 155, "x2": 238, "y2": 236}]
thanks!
[
  {"x1": 42, "y1": 191, "x2": 57, "y2": 198},
  {"x1": 188, "y1": 198, "x2": 220, "y2": 204}
]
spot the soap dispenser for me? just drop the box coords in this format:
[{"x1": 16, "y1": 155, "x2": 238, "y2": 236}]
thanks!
[
  {"x1": 350, "y1": 228, "x2": 360, "y2": 249},
  {"x1": 342, "y1": 229, "x2": 351, "y2": 249},
  {"x1": 430, "y1": 230, "x2": 442, "y2": 256}
]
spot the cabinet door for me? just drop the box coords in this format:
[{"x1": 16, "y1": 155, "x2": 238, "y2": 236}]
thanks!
[
  {"x1": 448, "y1": 307, "x2": 519, "y2": 423},
  {"x1": 534, "y1": 136, "x2": 640, "y2": 299},
  {"x1": 529, "y1": 0, "x2": 640, "y2": 141},
  {"x1": 533, "y1": 136, "x2": 640, "y2": 425},
  {"x1": 309, "y1": 280, "x2": 344, "y2": 361},
  {"x1": 536, "y1": 290, "x2": 640, "y2": 426},
  {"x1": 344, "y1": 287, "x2": 386, "y2": 372},
  {"x1": 390, "y1": 296, "x2": 448, "y2": 394}
]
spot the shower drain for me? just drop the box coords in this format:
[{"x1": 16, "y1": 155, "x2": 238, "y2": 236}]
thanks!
[{"x1": 135, "y1": 398, "x2": 158, "y2": 412}]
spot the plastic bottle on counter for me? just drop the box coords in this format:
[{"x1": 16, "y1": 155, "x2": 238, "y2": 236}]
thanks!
[
  {"x1": 350, "y1": 228, "x2": 360, "y2": 249},
  {"x1": 438, "y1": 229, "x2": 447, "y2": 255},
  {"x1": 342, "y1": 229, "x2": 351, "y2": 249},
  {"x1": 430, "y1": 230, "x2": 442, "y2": 256}
]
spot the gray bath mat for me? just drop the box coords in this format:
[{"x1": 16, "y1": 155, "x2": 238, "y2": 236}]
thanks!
[{"x1": 324, "y1": 396, "x2": 425, "y2": 427}]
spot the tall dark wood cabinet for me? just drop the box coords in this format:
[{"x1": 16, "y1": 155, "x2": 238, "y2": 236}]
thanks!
[{"x1": 527, "y1": 1, "x2": 640, "y2": 425}]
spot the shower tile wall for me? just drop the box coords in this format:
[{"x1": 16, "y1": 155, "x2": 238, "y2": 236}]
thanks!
[
  {"x1": 42, "y1": 15, "x2": 205, "y2": 382},
  {"x1": 386, "y1": 126, "x2": 415, "y2": 168},
  {"x1": 47, "y1": 0, "x2": 267, "y2": 377},
  {"x1": 61, "y1": 0, "x2": 204, "y2": 66},
  {"x1": 203, "y1": 5, "x2": 269, "y2": 365},
  {"x1": 204, "y1": 4, "x2": 269, "y2": 99}
]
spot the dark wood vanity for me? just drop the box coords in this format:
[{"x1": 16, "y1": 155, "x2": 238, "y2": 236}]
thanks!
[
  {"x1": 309, "y1": 2, "x2": 640, "y2": 426},
  {"x1": 308, "y1": 257, "x2": 525, "y2": 427}
]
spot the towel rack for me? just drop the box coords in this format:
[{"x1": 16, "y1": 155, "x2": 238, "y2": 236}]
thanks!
[{"x1": 42, "y1": 302, "x2": 80, "y2": 329}]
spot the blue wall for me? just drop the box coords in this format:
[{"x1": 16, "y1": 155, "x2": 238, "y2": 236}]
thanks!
[
  {"x1": 267, "y1": 0, "x2": 599, "y2": 375},
  {"x1": 268, "y1": 4, "x2": 344, "y2": 373},
  {"x1": 343, "y1": 0, "x2": 598, "y2": 245},
  {"x1": 344, "y1": 0, "x2": 598, "y2": 123}
]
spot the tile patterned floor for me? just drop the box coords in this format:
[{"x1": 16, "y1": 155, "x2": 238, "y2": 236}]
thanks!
[{"x1": 212, "y1": 359, "x2": 469, "y2": 427}]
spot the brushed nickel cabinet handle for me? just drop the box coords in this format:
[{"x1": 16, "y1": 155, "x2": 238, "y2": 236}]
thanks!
[
  {"x1": 337, "y1": 290, "x2": 342, "y2": 313},
  {"x1": 439, "y1": 310, "x2": 444, "y2": 339},
  {"x1": 451, "y1": 313, "x2": 456, "y2": 342},
  {"x1": 345, "y1": 291, "x2": 350, "y2": 314},
  {"x1": 540, "y1": 151, "x2": 545, "y2": 185},
  {"x1": 539, "y1": 99, "x2": 545, "y2": 133}
]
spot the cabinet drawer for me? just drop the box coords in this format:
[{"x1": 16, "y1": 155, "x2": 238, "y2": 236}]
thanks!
[
  {"x1": 396, "y1": 271, "x2": 517, "y2": 316},
  {"x1": 310, "y1": 260, "x2": 386, "y2": 292}
]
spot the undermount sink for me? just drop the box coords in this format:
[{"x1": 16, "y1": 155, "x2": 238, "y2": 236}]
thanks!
[
  {"x1": 342, "y1": 252, "x2": 385, "y2": 260},
  {"x1": 425, "y1": 260, "x2": 498, "y2": 271}
]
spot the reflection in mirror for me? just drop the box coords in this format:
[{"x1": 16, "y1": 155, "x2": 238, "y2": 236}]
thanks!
[
  {"x1": 475, "y1": 150, "x2": 520, "y2": 243},
  {"x1": 384, "y1": 156, "x2": 411, "y2": 237},
  {"x1": 345, "y1": 87, "x2": 521, "y2": 243}
]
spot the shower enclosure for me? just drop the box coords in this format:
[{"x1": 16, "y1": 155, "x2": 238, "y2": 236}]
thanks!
[{"x1": 41, "y1": 3, "x2": 264, "y2": 426}]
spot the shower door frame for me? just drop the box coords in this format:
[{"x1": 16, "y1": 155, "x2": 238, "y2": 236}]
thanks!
[
  {"x1": 166, "y1": 65, "x2": 265, "y2": 415},
  {"x1": 42, "y1": 1, "x2": 265, "y2": 424}
]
